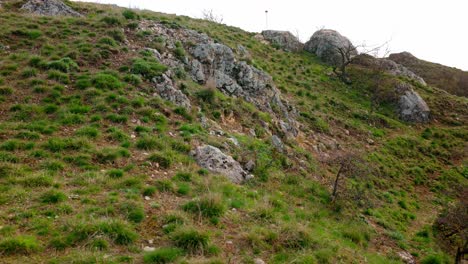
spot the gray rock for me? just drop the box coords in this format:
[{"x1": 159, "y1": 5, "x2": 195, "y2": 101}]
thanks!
[
  {"x1": 244, "y1": 160, "x2": 255, "y2": 172},
  {"x1": 261, "y1": 30, "x2": 303, "y2": 52},
  {"x1": 271, "y1": 135, "x2": 284, "y2": 152},
  {"x1": 396, "y1": 82, "x2": 430, "y2": 123},
  {"x1": 237, "y1": 44, "x2": 251, "y2": 59},
  {"x1": 397, "y1": 251, "x2": 415, "y2": 264},
  {"x1": 254, "y1": 258, "x2": 266, "y2": 264},
  {"x1": 191, "y1": 145, "x2": 250, "y2": 184},
  {"x1": 152, "y1": 73, "x2": 191, "y2": 109},
  {"x1": 21, "y1": 0, "x2": 82, "y2": 17},
  {"x1": 304, "y1": 29, "x2": 357, "y2": 66},
  {"x1": 379, "y1": 59, "x2": 426, "y2": 86}
]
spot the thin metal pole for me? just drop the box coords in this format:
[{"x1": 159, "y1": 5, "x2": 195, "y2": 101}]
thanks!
[{"x1": 265, "y1": 10, "x2": 268, "y2": 29}]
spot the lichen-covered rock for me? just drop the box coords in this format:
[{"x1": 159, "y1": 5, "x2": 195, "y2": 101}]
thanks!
[
  {"x1": 261, "y1": 30, "x2": 303, "y2": 52},
  {"x1": 21, "y1": 0, "x2": 82, "y2": 17},
  {"x1": 396, "y1": 82, "x2": 430, "y2": 123},
  {"x1": 191, "y1": 145, "x2": 251, "y2": 184},
  {"x1": 379, "y1": 59, "x2": 426, "y2": 86},
  {"x1": 304, "y1": 29, "x2": 357, "y2": 66},
  {"x1": 152, "y1": 73, "x2": 191, "y2": 109},
  {"x1": 352, "y1": 54, "x2": 426, "y2": 86}
]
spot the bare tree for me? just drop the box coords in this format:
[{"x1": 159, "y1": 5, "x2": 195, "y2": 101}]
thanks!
[
  {"x1": 434, "y1": 192, "x2": 468, "y2": 264},
  {"x1": 332, "y1": 42, "x2": 389, "y2": 84},
  {"x1": 329, "y1": 151, "x2": 372, "y2": 203},
  {"x1": 201, "y1": 9, "x2": 224, "y2": 24}
]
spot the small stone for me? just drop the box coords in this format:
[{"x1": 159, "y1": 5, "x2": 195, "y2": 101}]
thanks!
[
  {"x1": 148, "y1": 239, "x2": 154, "y2": 244},
  {"x1": 143, "y1": 246, "x2": 155, "y2": 252},
  {"x1": 144, "y1": 196, "x2": 151, "y2": 201},
  {"x1": 254, "y1": 258, "x2": 266, "y2": 264},
  {"x1": 367, "y1": 138, "x2": 375, "y2": 145}
]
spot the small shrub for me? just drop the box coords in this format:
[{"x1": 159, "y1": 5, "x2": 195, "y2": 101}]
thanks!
[
  {"x1": 171, "y1": 228, "x2": 209, "y2": 255},
  {"x1": 136, "y1": 136, "x2": 162, "y2": 150},
  {"x1": 148, "y1": 153, "x2": 172, "y2": 169},
  {"x1": 182, "y1": 196, "x2": 225, "y2": 218},
  {"x1": 107, "y1": 169, "x2": 124, "y2": 178},
  {"x1": 143, "y1": 247, "x2": 183, "y2": 264},
  {"x1": 174, "y1": 172, "x2": 192, "y2": 182},
  {"x1": 101, "y1": 16, "x2": 121, "y2": 26},
  {"x1": 106, "y1": 113, "x2": 128, "y2": 123},
  {"x1": 131, "y1": 58, "x2": 167, "y2": 80},
  {"x1": 47, "y1": 57, "x2": 78, "y2": 73},
  {"x1": 75, "y1": 126, "x2": 100, "y2": 139},
  {"x1": 41, "y1": 190, "x2": 67, "y2": 204},
  {"x1": 122, "y1": 9, "x2": 139, "y2": 20},
  {"x1": 92, "y1": 73, "x2": 123, "y2": 90},
  {"x1": 155, "y1": 179, "x2": 173, "y2": 192},
  {"x1": 98, "y1": 37, "x2": 117, "y2": 47},
  {"x1": 143, "y1": 186, "x2": 157, "y2": 196},
  {"x1": 0, "y1": 86, "x2": 13, "y2": 95},
  {"x1": 0, "y1": 235, "x2": 41, "y2": 255}
]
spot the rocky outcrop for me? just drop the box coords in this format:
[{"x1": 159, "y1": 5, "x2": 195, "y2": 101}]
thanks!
[
  {"x1": 379, "y1": 59, "x2": 426, "y2": 85},
  {"x1": 396, "y1": 82, "x2": 430, "y2": 123},
  {"x1": 191, "y1": 145, "x2": 252, "y2": 184},
  {"x1": 21, "y1": 0, "x2": 82, "y2": 17},
  {"x1": 352, "y1": 54, "x2": 426, "y2": 86},
  {"x1": 152, "y1": 73, "x2": 191, "y2": 109},
  {"x1": 261, "y1": 30, "x2": 303, "y2": 52},
  {"x1": 304, "y1": 29, "x2": 357, "y2": 66},
  {"x1": 138, "y1": 21, "x2": 298, "y2": 138},
  {"x1": 390, "y1": 52, "x2": 468, "y2": 97}
]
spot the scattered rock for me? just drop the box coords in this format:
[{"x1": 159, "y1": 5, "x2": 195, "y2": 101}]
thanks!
[
  {"x1": 143, "y1": 246, "x2": 155, "y2": 252},
  {"x1": 191, "y1": 145, "x2": 251, "y2": 184},
  {"x1": 367, "y1": 138, "x2": 375, "y2": 145},
  {"x1": 304, "y1": 29, "x2": 357, "y2": 66},
  {"x1": 244, "y1": 160, "x2": 255, "y2": 172},
  {"x1": 21, "y1": 0, "x2": 82, "y2": 17},
  {"x1": 152, "y1": 73, "x2": 191, "y2": 109},
  {"x1": 396, "y1": 82, "x2": 430, "y2": 123},
  {"x1": 254, "y1": 258, "x2": 266, "y2": 264},
  {"x1": 397, "y1": 251, "x2": 415, "y2": 264},
  {"x1": 271, "y1": 135, "x2": 284, "y2": 152},
  {"x1": 237, "y1": 44, "x2": 251, "y2": 60},
  {"x1": 261, "y1": 30, "x2": 303, "y2": 52},
  {"x1": 228, "y1": 137, "x2": 239, "y2": 146}
]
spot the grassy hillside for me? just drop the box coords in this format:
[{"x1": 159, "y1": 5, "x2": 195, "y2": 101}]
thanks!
[
  {"x1": 0, "y1": 1, "x2": 466, "y2": 263},
  {"x1": 389, "y1": 52, "x2": 468, "y2": 97}
]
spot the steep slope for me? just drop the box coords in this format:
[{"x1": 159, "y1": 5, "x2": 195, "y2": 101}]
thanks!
[
  {"x1": 0, "y1": 1, "x2": 466, "y2": 263},
  {"x1": 389, "y1": 52, "x2": 468, "y2": 97}
]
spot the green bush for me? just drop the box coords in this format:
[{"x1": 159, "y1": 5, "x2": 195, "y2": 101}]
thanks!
[
  {"x1": 171, "y1": 228, "x2": 209, "y2": 255},
  {"x1": 98, "y1": 37, "x2": 117, "y2": 47},
  {"x1": 92, "y1": 73, "x2": 123, "y2": 90},
  {"x1": 143, "y1": 247, "x2": 182, "y2": 264},
  {"x1": 70, "y1": 220, "x2": 138, "y2": 245},
  {"x1": 183, "y1": 196, "x2": 225, "y2": 218},
  {"x1": 131, "y1": 58, "x2": 167, "y2": 79},
  {"x1": 107, "y1": 169, "x2": 124, "y2": 178},
  {"x1": 122, "y1": 9, "x2": 139, "y2": 20},
  {"x1": 136, "y1": 136, "x2": 162, "y2": 150},
  {"x1": 0, "y1": 235, "x2": 41, "y2": 255},
  {"x1": 47, "y1": 57, "x2": 78, "y2": 73},
  {"x1": 75, "y1": 126, "x2": 100, "y2": 139},
  {"x1": 41, "y1": 190, "x2": 67, "y2": 204},
  {"x1": 148, "y1": 153, "x2": 172, "y2": 169},
  {"x1": 101, "y1": 16, "x2": 121, "y2": 25}
]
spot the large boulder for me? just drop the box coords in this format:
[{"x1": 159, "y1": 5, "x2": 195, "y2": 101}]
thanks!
[
  {"x1": 261, "y1": 30, "x2": 303, "y2": 52},
  {"x1": 191, "y1": 145, "x2": 251, "y2": 184},
  {"x1": 396, "y1": 82, "x2": 430, "y2": 123},
  {"x1": 21, "y1": 0, "x2": 82, "y2": 17},
  {"x1": 304, "y1": 29, "x2": 357, "y2": 66}
]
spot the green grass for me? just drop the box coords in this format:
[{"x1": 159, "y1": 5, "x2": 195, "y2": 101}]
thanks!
[
  {"x1": 0, "y1": 235, "x2": 41, "y2": 255},
  {"x1": 143, "y1": 247, "x2": 183, "y2": 264}
]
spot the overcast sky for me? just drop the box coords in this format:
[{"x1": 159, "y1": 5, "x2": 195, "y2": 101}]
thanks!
[{"x1": 76, "y1": 0, "x2": 468, "y2": 70}]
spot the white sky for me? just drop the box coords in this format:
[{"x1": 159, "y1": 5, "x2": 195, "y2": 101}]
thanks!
[{"x1": 75, "y1": 0, "x2": 468, "y2": 71}]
